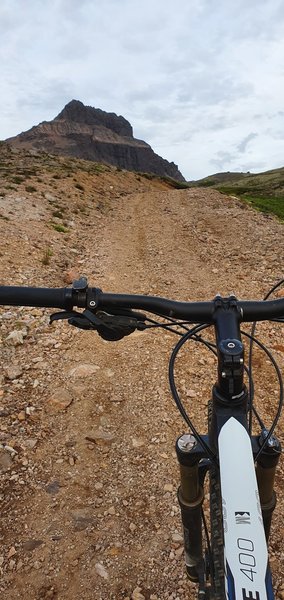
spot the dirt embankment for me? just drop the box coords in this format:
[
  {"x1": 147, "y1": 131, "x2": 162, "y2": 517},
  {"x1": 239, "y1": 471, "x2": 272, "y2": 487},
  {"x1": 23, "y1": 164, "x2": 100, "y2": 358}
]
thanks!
[{"x1": 0, "y1": 161, "x2": 284, "y2": 600}]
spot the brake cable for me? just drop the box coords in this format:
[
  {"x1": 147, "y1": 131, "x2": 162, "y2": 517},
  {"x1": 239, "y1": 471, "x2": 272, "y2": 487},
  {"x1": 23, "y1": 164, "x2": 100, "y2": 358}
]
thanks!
[
  {"x1": 165, "y1": 317, "x2": 281, "y2": 461},
  {"x1": 168, "y1": 324, "x2": 217, "y2": 463},
  {"x1": 248, "y1": 278, "x2": 284, "y2": 434},
  {"x1": 145, "y1": 317, "x2": 218, "y2": 355},
  {"x1": 241, "y1": 329, "x2": 283, "y2": 460}
]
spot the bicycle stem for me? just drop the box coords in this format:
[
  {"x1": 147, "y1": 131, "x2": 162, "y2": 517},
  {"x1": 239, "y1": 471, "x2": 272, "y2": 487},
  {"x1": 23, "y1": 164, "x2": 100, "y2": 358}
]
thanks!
[{"x1": 213, "y1": 295, "x2": 245, "y2": 400}]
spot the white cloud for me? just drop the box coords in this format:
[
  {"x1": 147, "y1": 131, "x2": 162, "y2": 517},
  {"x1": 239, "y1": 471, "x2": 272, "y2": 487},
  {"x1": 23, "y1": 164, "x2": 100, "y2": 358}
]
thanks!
[{"x1": 0, "y1": 0, "x2": 284, "y2": 179}]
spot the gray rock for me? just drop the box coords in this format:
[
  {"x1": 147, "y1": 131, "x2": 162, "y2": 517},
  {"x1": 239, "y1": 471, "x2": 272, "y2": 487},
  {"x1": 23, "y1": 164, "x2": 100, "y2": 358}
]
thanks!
[
  {"x1": 71, "y1": 508, "x2": 95, "y2": 531},
  {"x1": 0, "y1": 449, "x2": 13, "y2": 471},
  {"x1": 22, "y1": 540, "x2": 43, "y2": 551},
  {"x1": 4, "y1": 365, "x2": 23, "y2": 380},
  {"x1": 22, "y1": 438, "x2": 38, "y2": 449},
  {"x1": 44, "y1": 192, "x2": 57, "y2": 202},
  {"x1": 86, "y1": 429, "x2": 115, "y2": 444},
  {"x1": 46, "y1": 481, "x2": 61, "y2": 495},
  {"x1": 6, "y1": 329, "x2": 27, "y2": 346},
  {"x1": 94, "y1": 562, "x2": 109, "y2": 580},
  {"x1": 69, "y1": 364, "x2": 100, "y2": 377}
]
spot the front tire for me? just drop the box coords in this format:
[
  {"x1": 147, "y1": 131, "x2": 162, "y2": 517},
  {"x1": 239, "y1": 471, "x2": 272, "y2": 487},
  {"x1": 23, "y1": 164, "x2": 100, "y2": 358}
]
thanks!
[{"x1": 208, "y1": 401, "x2": 226, "y2": 599}]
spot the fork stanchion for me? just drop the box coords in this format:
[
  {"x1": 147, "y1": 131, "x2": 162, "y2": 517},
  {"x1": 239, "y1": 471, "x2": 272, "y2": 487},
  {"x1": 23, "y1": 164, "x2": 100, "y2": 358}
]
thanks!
[
  {"x1": 255, "y1": 430, "x2": 282, "y2": 541},
  {"x1": 176, "y1": 434, "x2": 205, "y2": 583}
]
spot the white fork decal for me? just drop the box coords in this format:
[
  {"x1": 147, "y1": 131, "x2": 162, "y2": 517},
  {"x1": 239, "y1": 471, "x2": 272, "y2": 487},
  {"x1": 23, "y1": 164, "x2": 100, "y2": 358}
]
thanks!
[{"x1": 218, "y1": 418, "x2": 273, "y2": 600}]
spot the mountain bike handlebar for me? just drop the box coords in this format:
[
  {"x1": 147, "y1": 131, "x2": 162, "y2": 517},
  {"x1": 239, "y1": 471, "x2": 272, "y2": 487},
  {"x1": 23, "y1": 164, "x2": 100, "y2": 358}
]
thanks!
[{"x1": 0, "y1": 283, "x2": 284, "y2": 323}]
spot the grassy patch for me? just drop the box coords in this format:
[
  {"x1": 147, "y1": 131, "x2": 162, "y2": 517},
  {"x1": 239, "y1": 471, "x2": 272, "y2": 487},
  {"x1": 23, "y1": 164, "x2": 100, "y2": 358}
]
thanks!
[
  {"x1": 137, "y1": 172, "x2": 190, "y2": 189},
  {"x1": 161, "y1": 177, "x2": 190, "y2": 189},
  {"x1": 12, "y1": 176, "x2": 25, "y2": 185},
  {"x1": 93, "y1": 163, "x2": 108, "y2": 173},
  {"x1": 140, "y1": 172, "x2": 155, "y2": 181},
  {"x1": 216, "y1": 185, "x2": 253, "y2": 196},
  {"x1": 52, "y1": 210, "x2": 64, "y2": 218},
  {"x1": 51, "y1": 223, "x2": 69, "y2": 233},
  {"x1": 240, "y1": 195, "x2": 284, "y2": 221},
  {"x1": 25, "y1": 185, "x2": 37, "y2": 193},
  {"x1": 23, "y1": 169, "x2": 38, "y2": 178},
  {"x1": 217, "y1": 187, "x2": 284, "y2": 221},
  {"x1": 41, "y1": 247, "x2": 53, "y2": 265},
  {"x1": 78, "y1": 204, "x2": 88, "y2": 213}
]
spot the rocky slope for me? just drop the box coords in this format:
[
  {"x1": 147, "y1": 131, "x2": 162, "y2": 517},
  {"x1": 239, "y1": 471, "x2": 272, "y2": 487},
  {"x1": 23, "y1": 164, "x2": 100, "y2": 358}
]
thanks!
[
  {"x1": 0, "y1": 146, "x2": 284, "y2": 599},
  {"x1": 6, "y1": 100, "x2": 185, "y2": 182}
]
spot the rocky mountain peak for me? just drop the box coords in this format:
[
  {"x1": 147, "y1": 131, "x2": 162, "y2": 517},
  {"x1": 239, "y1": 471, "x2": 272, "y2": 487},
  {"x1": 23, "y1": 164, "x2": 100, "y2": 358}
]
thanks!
[
  {"x1": 55, "y1": 100, "x2": 133, "y2": 138},
  {"x1": 6, "y1": 100, "x2": 185, "y2": 181}
]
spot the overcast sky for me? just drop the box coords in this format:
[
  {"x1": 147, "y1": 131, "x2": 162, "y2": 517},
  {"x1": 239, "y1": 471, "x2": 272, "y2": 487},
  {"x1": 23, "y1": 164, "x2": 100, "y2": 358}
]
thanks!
[{"x1": 1, "y1": 0, "x2": 284, "y2": 180}]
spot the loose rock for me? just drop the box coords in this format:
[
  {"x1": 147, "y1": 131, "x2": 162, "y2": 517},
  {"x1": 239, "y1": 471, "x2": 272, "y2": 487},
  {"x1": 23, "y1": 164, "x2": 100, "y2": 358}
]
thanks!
[
  {"x1": 46, "y1": 388, "x2": 73, "y2": 412},
  {"x1": 22, "y1": 540, "x2": 43, "y2": 551},
  {"x1": 4, "y1": 365, "x2": 23, "y2": 380},
  {"x1": 69, "y1": 364, "x2": 100, "y2": 377},
  {"x1": 94, "y1": 562, "x2": 109, "y2": 580},
  {"x1": 6, "y1": 330, "x2": 27, "y2": 346},
  {"x1": 0, "y1": 449, "x2": 13, "y2": 471}
]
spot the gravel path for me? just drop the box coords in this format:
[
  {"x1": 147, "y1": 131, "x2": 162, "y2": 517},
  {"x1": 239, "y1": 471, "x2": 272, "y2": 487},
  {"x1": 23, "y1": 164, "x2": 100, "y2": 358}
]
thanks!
[{"x1": 0, "y1": 165, "x2": 284, "y2": 599}]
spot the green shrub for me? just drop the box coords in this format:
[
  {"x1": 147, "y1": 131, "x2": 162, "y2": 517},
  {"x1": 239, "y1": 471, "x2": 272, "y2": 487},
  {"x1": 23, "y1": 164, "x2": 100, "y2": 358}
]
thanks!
[
  {"x1": 12, "y1": 176, "x2": 25, "y2": 185},
  {"x1": 163, "y1": 178, "x2": 190, "y2": 189},
  {"x1": 51, "y1": 223, "x2": 69, "y2": 233},
  {"x1": 41, "y1": 247, "x2": 53, "y2": 265},
  {"x1": 52, "y1": 210, "x2": 64, "y2": 219}
]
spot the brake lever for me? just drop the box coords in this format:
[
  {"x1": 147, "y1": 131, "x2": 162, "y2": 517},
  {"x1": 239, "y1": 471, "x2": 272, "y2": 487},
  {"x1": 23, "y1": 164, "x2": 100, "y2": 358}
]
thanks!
[
  {"x1": 50, "y1": 309, "x2": 146, "y2": 339},
  {"x1": 50, "y1": 311, "x2": 81, "y2": 324},
  {"x1": 104, "y1": 308, "x2": 147, "y2": 322},
  {"x1": 92, "y1": 310, "x2": 146, "y2": 340},
  {"x1": 50, "y1": 310, "x2": 98, "y2": 331}
]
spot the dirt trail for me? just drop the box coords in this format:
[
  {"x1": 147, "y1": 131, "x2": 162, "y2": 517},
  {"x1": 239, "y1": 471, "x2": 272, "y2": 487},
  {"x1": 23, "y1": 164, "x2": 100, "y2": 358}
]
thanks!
[{"x1": 0, "y1": 182, "x2": 284, "y2": 600}]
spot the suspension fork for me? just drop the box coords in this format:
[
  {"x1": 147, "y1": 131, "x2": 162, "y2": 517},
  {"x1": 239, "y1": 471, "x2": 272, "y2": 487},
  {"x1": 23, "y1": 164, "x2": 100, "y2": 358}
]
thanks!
[
  {"x1": 175, "y1": 434, "x2": 210, "y2": 583},
  {"x1": 254, "y1": 430, "x2": 282, "y2": 541}
]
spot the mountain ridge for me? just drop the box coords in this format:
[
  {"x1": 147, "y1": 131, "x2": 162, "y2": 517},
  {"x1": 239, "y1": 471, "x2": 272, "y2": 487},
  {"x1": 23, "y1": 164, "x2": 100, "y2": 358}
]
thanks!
[{"x1": 6, "y1": 100, "x2": 185, "y2": 182}]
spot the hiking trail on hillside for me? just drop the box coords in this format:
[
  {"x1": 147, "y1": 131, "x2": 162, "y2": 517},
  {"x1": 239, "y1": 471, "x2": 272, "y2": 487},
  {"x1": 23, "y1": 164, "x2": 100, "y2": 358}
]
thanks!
[{"x1": 0, "y1": 177, "x2": 284, "y2": 600}]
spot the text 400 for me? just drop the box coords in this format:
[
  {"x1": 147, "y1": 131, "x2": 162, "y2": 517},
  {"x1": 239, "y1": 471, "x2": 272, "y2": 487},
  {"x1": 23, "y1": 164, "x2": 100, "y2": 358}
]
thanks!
[{"x1": 237, "y1": 538, "x2": 257, "y2": 582}]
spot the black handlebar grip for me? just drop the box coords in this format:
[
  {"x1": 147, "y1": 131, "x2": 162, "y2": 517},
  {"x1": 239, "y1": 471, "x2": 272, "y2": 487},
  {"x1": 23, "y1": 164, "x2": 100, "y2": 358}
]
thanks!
[{"x1": 0, "y1": 286, "x2": 74, "y2": 309}]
